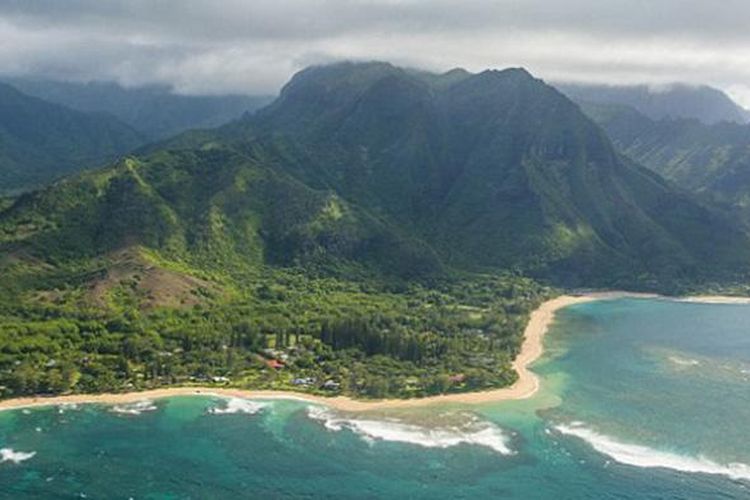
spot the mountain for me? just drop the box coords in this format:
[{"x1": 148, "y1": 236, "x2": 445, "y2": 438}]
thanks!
[
  {"x1": 1, "y1": 149, "x2": 438, "y2": 279},
  {"x1": 4, "y1": 61, "x2": 750, "y2": 399},
  {"x1": 219, "y1": 62, "x2": 750, "y2": 285},
  {"x1": 578, "y1": 100, "x2": 750, "y2": 209},
  {"x1": 0, "y1": 82, "x2": 146, "y2": 194},
  {"x1": 4, "y1": 62, "x2": 748, "y2": 288},
  {"x1": 6, "y1": 79, "x2": 275, "y2": 140},
  {"x1": 557, "y1": 82, "x2": 750, "y2": 125}
]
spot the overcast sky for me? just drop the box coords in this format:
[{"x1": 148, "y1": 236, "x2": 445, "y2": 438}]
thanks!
[{"x1": 1, "y1": 0, "x2": 749, "y2": 107}]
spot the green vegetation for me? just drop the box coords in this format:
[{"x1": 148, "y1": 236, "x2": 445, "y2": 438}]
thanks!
[
  {"x1": 0, "y1": 253, "x2": 549, "y2": 398},
  {"x1": 0, "y1": 129, "x2": 548, "y2": 399},
  {"x1": 7, "y1": 78, "x2": 274, "y2": 140},
  {"x1": 0, "y1": 82, "x2": 146, "y2": 194},
  {"x1": 576, "y1": 100, "x2": 750, "y2": 214},
  {"x1": 2, "y1": 62, "x2": 750, "y2": 401},
  {"x1": 238, "y1": 63, "x2": 750, "y2": 286}
]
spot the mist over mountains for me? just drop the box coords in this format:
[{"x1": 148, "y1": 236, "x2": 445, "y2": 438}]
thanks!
[
  {"x1": 6, "y1": 78, "x2": 275, "y2": 140},
  {"x1": 564, "y1": 87, "x2": 750, "y2": 216},
  {"x1": 0, "y1": 79, "x2": 274, "y2": 194},
  {"x1": 558, "y1": 82, "x2": 750, "y2": 125}
]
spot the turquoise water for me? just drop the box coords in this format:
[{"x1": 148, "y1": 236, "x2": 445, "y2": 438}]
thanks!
[{"x1": 1, "y1": 298, "x2": 749, "y2": 499}]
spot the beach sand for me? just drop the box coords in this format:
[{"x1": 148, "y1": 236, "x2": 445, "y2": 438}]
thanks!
[{"x1": 0, "y1": 291, "x2": 742, "y2": 413}]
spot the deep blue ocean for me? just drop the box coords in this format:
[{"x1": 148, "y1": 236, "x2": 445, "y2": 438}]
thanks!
[{"x1": 1, "y1": 298, "x2": 749, "y2": 499}]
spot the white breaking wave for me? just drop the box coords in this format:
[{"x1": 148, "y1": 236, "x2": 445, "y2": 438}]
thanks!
[
  {"x1": 555, "y1": 422, "x2": 750, "y2": 482},
  {"x1": 208, "y1": 397, "x2": 268, "y2": 415},
  {"x1": 110, "y1": 400, "x2": 158, "y2": 415},
  {"x1": 57, "y1": 403, "x2": 78, "y2": 414},
  {"x1": 0, "y1": 448, "x2": 36, "y2": 464},
  {"x1": 306, "y1": 406, "x2": 513, "y2": 455},
  {"x1": 667, "y1": 356, "x2": 700, "y2": 367}
]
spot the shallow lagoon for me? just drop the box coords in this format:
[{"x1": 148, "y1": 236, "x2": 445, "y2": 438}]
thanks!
[{"x1": 1, "y1": 298, "x2": 749, "y2": 499}]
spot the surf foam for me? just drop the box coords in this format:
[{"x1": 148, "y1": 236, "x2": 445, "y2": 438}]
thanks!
[
  {"x1": 555, "y1": 422, "x2": 750, "y2": 482},
  {"x1": 110, "y1": 400, "x2": 158, "y2": 415},
  {"x1": 0, "y1": 448, "x2": 36, "y2": 464},
  {"x1": 208, "y1": 397, "x2": 268, "y2": 415},
  {"x1": 306, "y1": 406, "x2": 513, "y2": 455},
  {"x1": 57, "y1": 403, "x2": 78, "y2": 414},
  {"x1": 667, "y1": 356, "x2": 700, "y2": 367}
]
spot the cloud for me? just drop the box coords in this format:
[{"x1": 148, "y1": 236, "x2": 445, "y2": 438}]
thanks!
[{"x1": 0, "y1": 0, "x2": 748, "y2": 106}]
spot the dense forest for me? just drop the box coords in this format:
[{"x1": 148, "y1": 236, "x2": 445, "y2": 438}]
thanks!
[{"x1": 0, "y1": 262, "x2": 549, "y2": 398}]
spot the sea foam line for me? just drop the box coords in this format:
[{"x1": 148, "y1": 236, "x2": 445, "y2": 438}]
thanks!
[
  {"x1": 57, "y1": 403, "x2": 79, "y2": 414},
  {"x1": 555, "y1": 422, "x2": 750, "y2": 482},
  {"x1": 306, "y1": 406, "x2": 513, "y2": 455},
  {"x1": 208, "y1": 397, "x2": 269, "y2": 415},
  {"x1": 110, "y1": 400, "x2": 158, "y2": 415},
  {"x1": 0, "y1": 448, "x2": 36, "y2": 464},
  {"x1": 667, "y1": 355, "x2": 700, "y2": 367}
]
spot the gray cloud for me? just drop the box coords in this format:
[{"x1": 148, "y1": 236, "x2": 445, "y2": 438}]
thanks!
[{"x1": 0, "y1": 0, "x2": 749, "y2": 106}]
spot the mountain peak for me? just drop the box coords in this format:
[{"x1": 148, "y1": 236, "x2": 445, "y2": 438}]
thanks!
[
  {"x1": 452, "y1": 67, "x2": 546, "y2": 96},
  {"x1": 278, "y1": 62, "x2": 541, "y2": 103},
  {"x1": 280, "y1": 61, "x2": 402, "y2": 96},
  {"x1": 238, "y1": 61, "x2": 749, "y2": 283},
  {"x1": 442, "y1": 67, "x2": 471, "y2": 77},
  {"x1": 479, "y1": 67, "x2": 534, "y2": 79}
]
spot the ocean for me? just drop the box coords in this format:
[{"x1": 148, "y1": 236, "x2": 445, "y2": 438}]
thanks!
[{"x1": 1, "y1": 298, "x2": 749, "y2": 499}]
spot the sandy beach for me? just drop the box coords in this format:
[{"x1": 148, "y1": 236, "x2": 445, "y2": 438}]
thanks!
[{"x1": 0, "y1": 291, "x2": 744, "y2": 413}]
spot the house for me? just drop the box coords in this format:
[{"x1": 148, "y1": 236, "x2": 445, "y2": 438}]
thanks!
[
  {"x1": 266, "y1": 359, "x2": 285, "y2": 370},
  {"x1": 292, "y1": 377, "x2": 316, "y2": 386},
  {"x1": 322, "y1": 379, "x2": 340, "y2": 390}
]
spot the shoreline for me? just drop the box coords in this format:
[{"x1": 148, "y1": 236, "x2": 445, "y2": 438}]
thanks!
[{"x1": 0, "y1": 291, "x2": 746, "y2": 413}]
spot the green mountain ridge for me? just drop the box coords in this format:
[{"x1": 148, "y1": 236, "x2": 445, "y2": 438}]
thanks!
[
  {"x1": 6, "y1": 62, "x2": 748, "y2": 287},
  {"x1": 2, "y1": 148, "x2": 439, "y2": 279},
  {"x1": 0, "y1": 82, "x2": 146, "y2": 194},
  {"x1": 6, "y1": 78, "x2": 275, "y2": 140},
  {"x1": 221, "y1": 62, "x2": 750, "y2": 285},
  {"x1": 577, "y1": 100, "x2": 750, "y2": 211}
]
